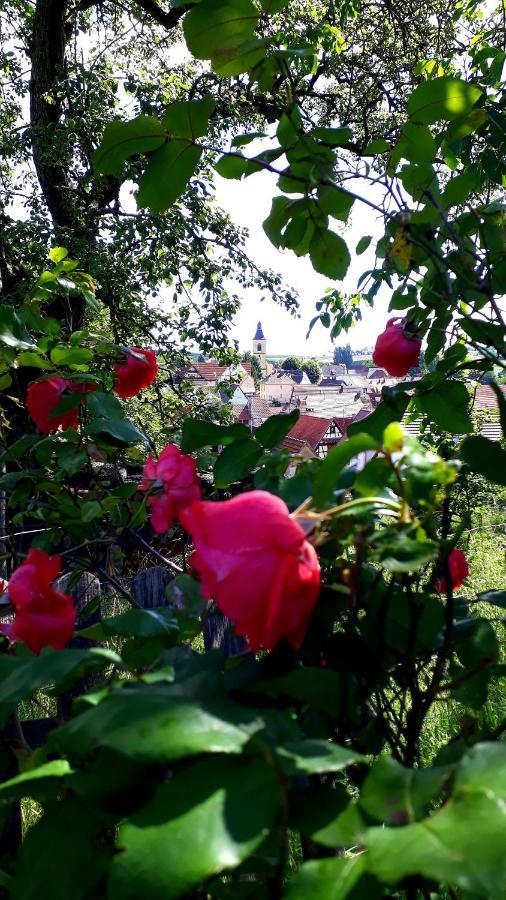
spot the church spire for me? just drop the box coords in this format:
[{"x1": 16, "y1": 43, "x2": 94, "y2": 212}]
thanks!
[
  {"x1": 253, "y1": 321, "x2": 265, "y2": 341},
  {"x1": 252, "y1": 321, "x2": 267, "y2": 375}
]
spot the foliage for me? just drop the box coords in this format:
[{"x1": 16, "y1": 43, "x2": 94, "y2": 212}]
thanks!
[
  {"x1": 333, "y1": 344, "x2": 354, "y2": 368},
  {"x1": 0, "y1": 0, "x2": 504, "y2": 897},
  {"x1": 281, "y1": 356, "x2": 304, "y2": 371},
  {"x1": 301, "y1": 359, "x2": 321, "y2": 384}
]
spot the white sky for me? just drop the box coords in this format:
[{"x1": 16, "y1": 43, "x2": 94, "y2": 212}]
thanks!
[{"x1": 215, "y1": 171, "x2": 390, "y2": 358}]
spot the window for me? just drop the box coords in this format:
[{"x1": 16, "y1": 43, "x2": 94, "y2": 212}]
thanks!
[{"x1": 257, "y1": 343, "x2": 262, "y2": 351}]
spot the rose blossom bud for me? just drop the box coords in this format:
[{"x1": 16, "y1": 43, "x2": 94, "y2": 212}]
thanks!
[
  {"x1": 113, "y1": 347, "x2": 157, "y2": 398},
  {"x1": 434, "y1": 548, "x2": 469, "y2": 594},
  {"x1": 140, "y1": 443, "x2": 201, "y2": 533},
  {"x1": 372, "y1": 318, "x2": 421, "y2": 377},
  {"x1": 2, "y1": 549, "x2": 75, "y2": 655},
  {"x1": 179, "y1": 490, "x2": 321, "y2": 652}
]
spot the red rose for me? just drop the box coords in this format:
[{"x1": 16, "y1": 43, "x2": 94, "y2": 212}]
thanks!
[
  {"x1": 2, "y1": 549, "x2": 76, "y2": 655},
  {"x1": 372, "y1": 318, "x2": 422, "y2": 377},
  {"x1": 113, "y1": 347, "x2": 158, "y2": 398},
  {"x1": 26, "y1": 378, "x2": 80, "y2": 433},
  {"x1": 140, "y1": 443, "x2": 201, "y2": 533},
  {"x1": 180, "y1": 491, "x2": 321, "y2": 652},
  {"x1": 435, "y1": 548, "x2": 469, "y2": 594}
]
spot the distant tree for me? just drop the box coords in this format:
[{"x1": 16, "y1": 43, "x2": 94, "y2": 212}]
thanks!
[
  {"x1": 281, "y1": 356, "x2": 303, "y2": 371},
  {"x1": 302, "y1": 359, "x2": 321, "y2": 384},
  {"x1": 197, "y1": 354, "x2": 206, "y2": 363},
  {"x1": 333, "y1": 345, "x2": 353, "y2": 368},
  {"x1": 243, "y1": 351, "x2": 262, "y2": 388}
]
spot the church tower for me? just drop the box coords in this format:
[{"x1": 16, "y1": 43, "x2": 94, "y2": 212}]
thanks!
[{"x1": 253, "y1": 321, "x2": 267, "y2": 375}]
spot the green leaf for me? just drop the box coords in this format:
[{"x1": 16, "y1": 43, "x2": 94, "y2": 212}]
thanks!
[
  {"x1": 284, "y1": 856, "x2": 377, "y2": 900},
  {"x1": 309, "y1": 228, "x2": 351, "y2": 279},
  {"x1": 263, "y1": 195, "x2": 293, "y2": 247},
  {"x1": 313, "y1": 434, "x2": 379, "y2": 507},
  {"x1": 317, "y1": 186, "x2": 355, "y2": 221},
  {"x1": 254, "y1": 409, "x2": 300, "y2": 448},
  {"x1": 181, "y1": 418, "x2": 250, "y2": 452},
  {"x1": 11, "y1": 799, "x2": 111, "y2": 900},
  {"x1": 313, "y1": 126, "x2": 353, "y2": 145},
  {"x1": 86, "y1": 391, "x2": 124, "y2": 420},
  {"x1": 213, "y1": 37, "x2": 266, "y2": 75},
  {"x1": 0, "y1": 760, "x2": 72, "y2": 804},
  {"x1": 183, "y1": 0, "x2": 260, "y2": 61},
  {"x1": 0, "y1": 306, "x2": 34, "y2": 350},
  {"x1": 108, "y1": 757, "x2": 278, "y2": 900},
  {"x1": 48, "y1": 247, "x2": 68, "y2": 263},
  {"x1": 397, "y1": 123, "x2": 436, "y2": 164},
  {"x1": 213, "y1": 438, "x2": 262, "y2": 487},
  {"x1": 51, "y1": 691, "x2": 264, "y2": 762},
  {"x1": 455, "y1": 742, "x2": 506, "y2": 797},
  {"x1": 215, "y1": 153, "x2": 252, "y2": 179},
  {"x1": 360, "y1": 757, "x2": 450, "y2": 825},
  {"x1": 259, "y1": 0, "x2": 290, "y2": 11},
  {"x1": 417, "y1": 381, "x2": 472, "y2": 434},
  {"x1": 356, "y1": 235, "x2": 372, "y2": 255},
  {"x1": 50, "y1": 346, "x2": 93, "y2": 366},
  {"x1": 162, "y1": 96, "x2": 215, "y2": 139},
  {"x1": 93, "y1": 115, "x2": 166, "y2": 176},
  {"x1": 16, "y1": 351, "x2": 52, "y2": 370},
  {"x1": 94, "y1": 607, "x2": 179, "y2": 641},
  {"x1": 87, "y1": 417, "x2": 148, "y2": 446},
  {"x1": 257, "y1": 668, "x2": 344, "y2": 717},
  {"x1": 0, "y1": 648, "x2": 119, "y2": 708},
  {"x1": 442, "y1": 172, "x2": 476, "y2": 207},
  {"x1": 363, "y1": 138, "x2": 390, "y2": 154},
  {"x1": 275, "y1": 740, "x2": 364, "y2": 776},
  {"x1": 277, "y1": 106, "x2": 302, "y2": 148},
  {"x1": 137, "y1": 140, "x2": 202, "y2": 213},
  {"x1": 460, "y1": 435, "x2": 506, "y2": 485},
  {"x1": 54, "y1": 442, "x2": 87, "y2": 475},
  {"x1": 407, "y1": 76, "x2": 482, "y2": 124},
  {"x1": 478, "y1": 589, "x2": 506, "y2": 609},
  {"x1": 365, "y1": 792, "x2": 506, "y2": 896}
]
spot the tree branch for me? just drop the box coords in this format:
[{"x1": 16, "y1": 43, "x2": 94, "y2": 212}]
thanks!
[{"x1": 130, "y1": 0, "x2": 189, "y2": 28}]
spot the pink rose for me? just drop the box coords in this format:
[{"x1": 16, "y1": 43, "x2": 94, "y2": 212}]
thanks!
[
  {"x1": 3, "y1": 549, "x2": 75, "y2": 655},
  {"x1": 180, "y1": 490, "x2": 321, "y2": 652},
  {"x1": 435, "y1": 548, "x2": 469, "y2": 593},
  {"x1": 372, "y1": 318, "x2": 421, "y2": 377},
  {"x1": 140, "y1": 443, "x2": 201, "y2": 533}
]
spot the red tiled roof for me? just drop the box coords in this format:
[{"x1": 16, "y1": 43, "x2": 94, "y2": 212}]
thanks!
[
  {"x1": 241, "y1": 361, "x2": 252, "y2": 376},
  {"x1": 193, "y1": 362, "x2": 251, "y2": 381},
  {"x1": 473, "y1": 385, "x2": 506, "y2": 410},
  {"x1": 279, "y1": 414, "x2": 334, "y2": 451},
  {"x1": 368, "y1": 369, "x2": 388, "y2": 380},
  {"x1": 279, "y1": 435, "x2": 312, "y2": 454}
]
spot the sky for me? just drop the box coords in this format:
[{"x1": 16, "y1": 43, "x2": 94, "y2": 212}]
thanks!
[{"x1": 215, "y1": 170, "x2": 391, "y2": 358}]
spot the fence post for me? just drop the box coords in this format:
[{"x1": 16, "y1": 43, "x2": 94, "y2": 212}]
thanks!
[
  {"x1": 132, "y1": 566, "x2": 173, "y2": 609},
  {"x1": 203, "y1": 605, "x2": 246, "y2": 658}
]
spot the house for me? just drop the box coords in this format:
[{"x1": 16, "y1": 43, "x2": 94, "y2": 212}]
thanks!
[
  {"x1": 285, "y1": 369, "x2": 311, "y2": 385},
  {"x1": 178, "y1": 361, "x2": 254, "y2": 395},
  {"x1": 322, "y1": 363, "x2": 348, "y2": 377},
  {"x1": 259, "y1": 371, "x2": 295, "y2": 403},
  {"x1": 218, "y1": 385, "x2": 248, "y2": 408},
  {"x1": 277, "y1": 415, "x2": 347, "y2": 459},
  {"x1": 368, "y1": 368, "x2": 388, "y2": 382}
]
